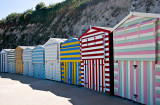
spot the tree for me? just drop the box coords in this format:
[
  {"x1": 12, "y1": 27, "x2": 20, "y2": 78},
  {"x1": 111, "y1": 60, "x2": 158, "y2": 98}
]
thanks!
[
  {"x1": 24, "y1": 9, "x2": 33, "y2": 20},
  {"x1": 6, "y1": 13, "x2": 21, "y2": 23},
  {"x1": 35, "y1": 2, "x2": 46, "y2": 10}
]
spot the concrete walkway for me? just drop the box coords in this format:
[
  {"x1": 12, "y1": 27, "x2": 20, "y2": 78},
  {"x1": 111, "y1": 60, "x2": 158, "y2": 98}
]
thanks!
[{"x1": 0, "y1": 73, "x2": 139, "y2": 105}]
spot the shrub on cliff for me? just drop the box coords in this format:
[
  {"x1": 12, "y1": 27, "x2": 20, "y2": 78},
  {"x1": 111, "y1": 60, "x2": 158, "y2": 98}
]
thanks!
[{"x1": 35, "y1": 2, "x2": 46, "y2": 10}]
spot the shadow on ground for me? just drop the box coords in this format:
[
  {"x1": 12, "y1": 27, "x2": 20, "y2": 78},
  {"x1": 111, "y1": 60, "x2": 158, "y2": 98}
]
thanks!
[{"x1": 0, "y1": 73, "x2": 140, "y2": 105}]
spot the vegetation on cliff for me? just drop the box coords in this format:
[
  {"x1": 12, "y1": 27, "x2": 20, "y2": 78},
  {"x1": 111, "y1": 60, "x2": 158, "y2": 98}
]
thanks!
[{"x1": 0, "y1": 0, "x2": 160, "y2": 49}]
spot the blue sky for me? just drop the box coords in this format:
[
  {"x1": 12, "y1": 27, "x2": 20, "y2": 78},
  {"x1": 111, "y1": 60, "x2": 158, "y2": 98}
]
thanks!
[{"x1": 0, "y1": 0, "x2": 65, "y2": 20}]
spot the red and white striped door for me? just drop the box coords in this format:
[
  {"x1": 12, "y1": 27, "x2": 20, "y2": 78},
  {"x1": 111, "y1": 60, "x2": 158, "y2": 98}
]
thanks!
[{"x1": 83, "y1": 58, "x2": 106, "y2": 92}]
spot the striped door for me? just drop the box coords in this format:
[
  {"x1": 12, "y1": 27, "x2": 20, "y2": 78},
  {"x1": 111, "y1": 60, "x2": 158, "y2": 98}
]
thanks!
[
  {"x1": 45, "y1": 61, "x2": 52, "y2": 80},
  {"x1": 45, "y1": 60, "x2": 61, "y2": 81},
  {"x1": 155, "y1": 63, "x2": 160, "y2": 105},
  {"x1": 28, "y1": 61, "x2": 33, "y2": 76},
  {"x1": 15, "y1": 61, "x2": 23, "y2": 74},
  {"x1": 23, "y1": 61, "x2": 29, "y2": 76},
  {"x1": 0, "y1": 53, "x2": 7, "y2": 72},
  {"x1": 8, "y1": 61, "x2": 15, "y2": 73},
  {"x1": 61, "y1": 61, "x2": 81, "y2": 85},
  {"x1": 19, "y1": 61, "x2": 23, "y2": 74},
  {"x1": 33, "y1": 64, "x2": 38, "y2": 78},
  {"x1": 82, "y1": 59, "x2": 106, "y2": 92},
  {"x1": 33, "y1": 63, "x2": 45, "y2": 79},
  {"x1": 15, "y1": 61, "x2": 19, "y2": 74},
  {"x1": 114, "y1": 60, "x2": 156, "y2": 105},
  {"x1": 38, "y1": 64, "x2": 45, "y2": 79},
  {"x1": 15, "y1": 61, "x2": 18, "y2": 74}
]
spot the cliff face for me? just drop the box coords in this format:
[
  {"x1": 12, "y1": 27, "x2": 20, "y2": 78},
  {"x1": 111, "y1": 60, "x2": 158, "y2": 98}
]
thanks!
[{"x1": 0, "y1": 0, "x2": 160, "y2": 49}]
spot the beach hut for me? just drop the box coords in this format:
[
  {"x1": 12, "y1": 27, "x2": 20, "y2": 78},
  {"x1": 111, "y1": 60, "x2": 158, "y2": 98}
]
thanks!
[
  {"x1": 113, "y1": 12, "x2": 160, "y2": 105},
  {"x1": 32, "y1": 45, "x2": 45, "y2": 79},
  {"x1": 78, "y1": 26, "x2": 114, "y2": 95},
  {"x1": 15, "y1": 46, "x2": 28, "y2": 74},
  {"x1": 0, "y1": 49, "x2": 7, "y2": 72},
  {"x1": 44, "y1": 38, "x2": 66, "y2": 81},
  {"x1": 22, "y1": 47, "x2": 35, "y2": 76},
  {"x1": 0, "y1": 49, "x2": 15, "y2": 73},
  {"x1": 60, "y1": 38, "x2": 81, "y2": 85},
  {"x1": 7, "y1": 49, "x2": 15, "y2": 73}
]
